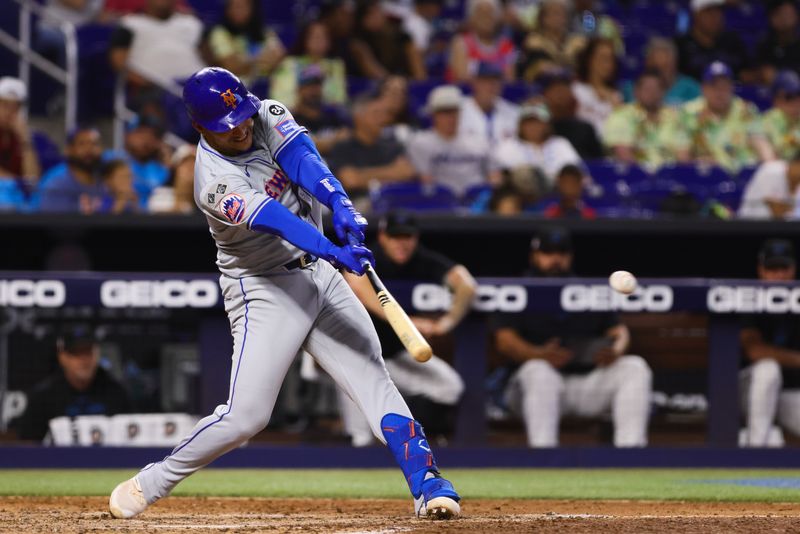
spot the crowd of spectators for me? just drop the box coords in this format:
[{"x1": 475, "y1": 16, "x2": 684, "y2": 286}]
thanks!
[{"x1": 4, "y1": 0, "x2": 800, "y2": 219}]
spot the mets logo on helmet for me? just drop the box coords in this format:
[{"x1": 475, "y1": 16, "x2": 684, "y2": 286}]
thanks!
[
  {"x1": 221, "y1": 193, "x2": 246, "y2": 223},
  {"x1": 221, "y1": 89, "x2": 239, "y2": 109}
]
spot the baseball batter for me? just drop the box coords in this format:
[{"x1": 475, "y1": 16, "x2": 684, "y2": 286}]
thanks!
[{"x1": 108, "y1": 67, "x2": 460, "y2": 520}]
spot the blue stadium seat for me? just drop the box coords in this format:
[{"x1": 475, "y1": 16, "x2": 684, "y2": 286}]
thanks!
[
  {"x1": 735, "y1": 85, "x2": 771, "y2": 112},
  {"x1": 371, "y1": 182, "x2": 458, "y2": 213},
  {"x1": 32, "y1": 131, "x2": 63, "y2": 174},
  {"x1": 655, "y1": 163, "x2": 730, "y2": 187},
  {"x1": 585, "y1": 161, "x2": 649, "y2": 196},
  {"x1": 462, "y1": 184, "x2": 492, "y2": 207},
  {"x1": 628, "y1": 1, "x2": 681, "y2": 35},
  {"x1": 735, "y1": 165, "x2": 758, "y2": 186}
]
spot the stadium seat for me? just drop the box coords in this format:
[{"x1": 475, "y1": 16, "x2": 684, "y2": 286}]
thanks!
[
  {"x1": 585, "y1": 161, "x2": 649, "y2": 198},
  {"x1": 462, "y1": 184, "x2": 492, "y2": 207},
  {"x1": 371, "y1": 182, "x2": 458, "y2": 213},
  {"x1": 32, "y1": 131, "x2": 63, "y2": 174},
  {"x1": 735, "y1": 165, "x2": 758, "y2": 186},
  {"x1": 735, "y1": 85, "x2": 771, "y2": 112}
]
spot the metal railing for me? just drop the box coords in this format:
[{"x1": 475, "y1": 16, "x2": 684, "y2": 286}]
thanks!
[
  {"x1": 113, "y1": 65, "x2": 191, "y2": 151},
  {"x1": 0, "y1": 0, "x2": 78, "y2": 135}
]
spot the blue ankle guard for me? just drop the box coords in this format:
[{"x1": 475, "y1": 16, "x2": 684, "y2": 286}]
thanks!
[{"x1": 381, "y1": 413, "x2": 437, "y2": 498}]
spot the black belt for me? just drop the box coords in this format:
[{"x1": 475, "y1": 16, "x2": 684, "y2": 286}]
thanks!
[{"x1": 283, "y1": 253, "x2": 317, "y2": 270}]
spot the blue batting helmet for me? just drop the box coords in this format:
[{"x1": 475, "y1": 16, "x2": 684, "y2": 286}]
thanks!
[{"x1": 183, "y1": 67, "x2": 261, "y2": 132}]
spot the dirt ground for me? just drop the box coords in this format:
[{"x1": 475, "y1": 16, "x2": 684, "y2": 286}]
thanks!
[{"x1": 2, "y1": 496, "x2": 800, "y2": 534}]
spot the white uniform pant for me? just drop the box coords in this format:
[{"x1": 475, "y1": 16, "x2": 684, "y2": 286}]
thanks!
[
  {"x1": 739, "y1": 358, "x2": 800, "y2": 447},
  {"x1": 137, "y1": 261, "x2": 411, "y2": 503},
  {"x1": 506, "y1": 356, "x2": 652, "y2": 448},
  {"x1": 338, "y1": 351, "x2": 464, "y2": 447}
]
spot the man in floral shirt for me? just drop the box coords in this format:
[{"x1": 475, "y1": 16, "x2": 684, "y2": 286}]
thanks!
[
  {"x1": 603, "y1": 70, "x2": 689, "y2": 170},
  {"x1": 761, "y1": 70, "x2": 800, "y2": 161},
  {"x1": 679, "y1": 61, "x2": 773, "y2": 173}
]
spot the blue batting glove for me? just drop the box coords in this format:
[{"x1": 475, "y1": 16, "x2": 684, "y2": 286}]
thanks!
[
  {"x1": 332, "y1": 196, "x2": 368, "y2": 245},
  {"x1": 329, "y1": 244, "x2": 374, "y2": 275}
]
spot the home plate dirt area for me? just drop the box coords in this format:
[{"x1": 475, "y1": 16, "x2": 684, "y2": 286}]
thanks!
[{"x1": 2, "y1": 497, "x2": 800, "y2": 534}]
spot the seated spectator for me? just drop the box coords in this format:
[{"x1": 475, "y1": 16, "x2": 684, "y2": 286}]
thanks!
[
  {"x1": 37, "y1": 0, "x2": 103, "y2": 64},
  {"x1": 0, "y1": 77, "x2": 39, "y2": 180},
  {"x1": 109, "y1": 0, "x2": 206, "y2": 86},
  {"x1": 517, "y1": 0, "x2": 583, "y2": 82},
  {"x1": 680, "y1": 62, "x2": 774, "y2": 173},
  {"x1": 622, "y1": 38, "x2": 701, "y2": 106},
  {"x1": 319, "y1": 0, "x2": 358, "y2": 76},
  {"x1": 570, "y1": 0, "x2": 624, "y2": 55},
  {"x1": 604, "y1": 70, "x2": 689, "y2": 170},
  {"x1": 270, "y1": 21, "x2": 347, "y2": 109},
  {"x1": 761, "y1": 71, "x2": 800, "y2": 161},
  {"x1": 290, "y1": 65, "x2": 350, "y2": 155},
  {"x1": 492, "y1": 228, "x2": 652, "y2": 448},
  {"x1": 148, "y1": 144, "x2": 196, "y2": 213},
  {"x1": 326, "y1": 93, "x2": 416, "y2": 201},
  {"x1": 10, "y1": 325, "x2": 131, "y2": 442},
  {"x1": 572, "y1": 37, "x2": 622, "y2": 135},
  {"x1": 39, "y1": 127, "x2": 106, "y2": 213},
  {"x1": 756, "y1": 0, "x2": 800, "y2": 85},
  {"x1": 407, "y1": 85, "x2": 495, "y2": 196},
  {"x1": 537, "y1": 69, "x2": 604, "y2": 160},
  {"x1": 389, "y1": 0, "x2": 442, "y2": 55},
  {"x1": 738, "y1": 156, "x2": 800, "y2": 219},
  {"x1": 379, "y1": 75, "x2": 418, "y2": 144},
  {"x1": 350, "y1": 0, "x2": 425, "y2": 80},
  {"x1": 536, "y1": 164, "x2": 595, "y2": 219},
  {"x1": 458, "y1": 62, "x2": 520, "y2": 146},
  {"x1": 494, "y1": 103, "x2": 581, "y2": 186},
  {"x1": 206, "y1": 0, "x2": 285, "y2": 86},
  {"x1": 449, "y1": 0, "x2": 516, "y2": 82},
  {"x1": 112, "y1": 115, "x2": 170, "y2": 208},
  {"x1": 337, "y1": 211, "x2": 473, "y2": 445},
  {"x1": 100, "y1": 159, "x2": 139, "y2": 214},
  {"x1": 675, "y1": 0, "x2": 753, "y2": 82},
  {"x1": 739, "y1": 239, "x2": 800, "y2": 447}
]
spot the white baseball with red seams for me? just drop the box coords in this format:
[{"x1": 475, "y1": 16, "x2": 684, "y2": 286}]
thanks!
[{"x1": 609, "y1": 270, "x2": 637, "y2": 295}]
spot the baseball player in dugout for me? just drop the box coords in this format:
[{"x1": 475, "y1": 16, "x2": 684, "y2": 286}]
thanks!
[
  {"x1": 739, "y1": 239, "x2": 800, "y2": 447},
  {"x1": 338, "y1": 211, "x2": 475, "y2": 447},
  {"x1": 491, "y1": 227, "x2": 652, "y2": 448},
  {"x1": 109, "y1": 68, "x2": 461, "y2": 520}
]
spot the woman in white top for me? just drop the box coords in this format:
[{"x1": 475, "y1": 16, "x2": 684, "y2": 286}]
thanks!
[
  {"x1": 572, "y1": 37, "x2": 621, "y2": 134},
  {"x1": 493, "y1": 103, "x2": 582, "y2": 186}
]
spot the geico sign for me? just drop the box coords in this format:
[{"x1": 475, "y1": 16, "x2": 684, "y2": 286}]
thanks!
[
  {"x1": 0, "y1": 280, "x2": 65, "y2": 307},
  {"x1": 412, "y1": 283, "x2": 527, "y2": 312},
  {"x1": 101, "y1": 280, "x2": 218, "y2": 308},
  {"x1": 561, "y1": 285, "x2": 673, "y2": 312},
  {"x1": 708, "y1": 285, "x2": 800, "y2": 313}
]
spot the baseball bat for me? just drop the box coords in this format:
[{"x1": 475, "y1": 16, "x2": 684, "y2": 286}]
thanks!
[{"x1": 347, "y1": 234, "x2": 433, "y2": 363}]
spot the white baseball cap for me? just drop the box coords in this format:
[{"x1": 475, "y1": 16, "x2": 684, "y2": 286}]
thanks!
[
  {"x1": 691, "y1": 0, "x2": 725, "y2": 12},
  {"x1": 0, "y1": 77, "x2": 27, "y2": 102},
  {"x1": 425, "y1": 85, "x2": 463, "y2": 113}
]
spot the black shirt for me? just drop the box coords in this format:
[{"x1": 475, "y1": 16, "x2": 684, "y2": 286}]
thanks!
[
  {"x1": 675, "y1": 31, "x2": 751, "y2": 80},
  {"x1": 371, "y1": 243, "x2": 455, "y2": 358},
  {"x1": 551, "y1": 118, "x2": 604, "y2": 160},
  {"x1": 741, "y1": 314, "x2": 800, "y2": 388},
  {"x1": 293, "y1": 104, "x2": 349, "y2": 134},
  {"x1": 11, "y1": 367, "x2": 132, "y2": 441},
  {"x1": 755, "y1": 32, "x2": 800, "y2": 73},
  {"x1": 491, "y1": 269, "x2": 620, "y2": 374},
  {"x1": 326, "y1": 135, "x2": 407, "y2": 197}
]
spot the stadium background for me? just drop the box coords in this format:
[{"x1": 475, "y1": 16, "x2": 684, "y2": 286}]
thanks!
[{"x1": 3, "y1": 0, "x2": 800, "y2": 532}]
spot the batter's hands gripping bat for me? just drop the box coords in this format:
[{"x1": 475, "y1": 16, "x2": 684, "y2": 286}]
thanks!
[{"x1": 348, "y1": 234, "x2": 433, "y2": 363}]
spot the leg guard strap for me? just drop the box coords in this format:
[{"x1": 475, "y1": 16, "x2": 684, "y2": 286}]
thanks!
[{"x1": 381, "y1": 413, "x2": 437, "y2": 498}]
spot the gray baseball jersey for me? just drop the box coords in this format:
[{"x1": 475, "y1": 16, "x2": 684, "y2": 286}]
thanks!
[
  {"x1": 193, "y1": 98, "x2": 321, "y2": 277},
  {"x1": 406, "y1": 130, "x2": 491, "y2": 195}
]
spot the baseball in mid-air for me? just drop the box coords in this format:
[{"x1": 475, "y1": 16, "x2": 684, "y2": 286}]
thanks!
[{"x1": 609, "y1": 270, "x2": 638, "y2": 294}]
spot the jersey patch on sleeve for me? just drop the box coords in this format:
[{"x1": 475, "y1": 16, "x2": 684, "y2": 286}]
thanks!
[
  {"x1": 268, "y1": 104, "x2": 286, "y2": 116},
  {"x1": 274, "y1": 119, "x2": 301, "y2": 138},
  {"x1": 220, "y1": 193, "x2": 246, "y2": 224},
  {"x1": 216, "y1": 184, "x2": 227, "y2": 194}
]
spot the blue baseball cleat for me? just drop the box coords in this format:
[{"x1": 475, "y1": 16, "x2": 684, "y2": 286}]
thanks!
[{"x1": 414, "y1": 471, "x2": 461, "y2": 519}]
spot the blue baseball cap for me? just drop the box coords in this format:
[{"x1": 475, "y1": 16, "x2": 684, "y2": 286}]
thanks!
[
  {"x1": 299, "y1": 64, "x2": 325, "y2": 86},
  {"x1": 773, "y1": 70, "x2": 800, "y2": 98},
  {"x1": 183, "y1": 67, "x2": 261, "y2": 133},
  {"x1": 702, "y1": 61, "x2": 733, "y2": 83}
]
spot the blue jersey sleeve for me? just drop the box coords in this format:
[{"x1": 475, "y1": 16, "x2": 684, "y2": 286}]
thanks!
[
  {"x1": 274, "y1": 133, "x2": 348, "y2": 208},
  {"x1": 248, "y1": 197, "x2": 337, "y2": 261}
]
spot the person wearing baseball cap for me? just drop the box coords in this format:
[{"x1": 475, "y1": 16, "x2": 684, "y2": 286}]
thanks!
[
  {"x1": 761, "y1": 70, "x2": 800, "y2": 160},
  {"x1": 675, "y1": 0, "x2": 751, "y2": 82},
  {"x1": 289, "y1": 64, "x2": 349, "y2": 155},
  {"x1": 0, "y1": 76, "x2": 39, "y2": 181},
  {"x1": 406, "y1": 85, "x2": 496, "y2": 195},
  {"x1": 493, "y1": 103, "x2": 582, "y2": 185},
  {"x1": 679, "y1": 61, "x2": 774, "y2": 173},
  {"x1": 10, "y1": 324, "x2": 131, "y2": 442},
  {"x1": 491, "y1": 226, "x2": 652, "y2": 448},
  {"x1": 458, "y1": 61, "x2": 520, "y2": 146},
  {"x1": 739, "y1": 238, "x2": 800, "y2": 447},
  {"x1": 336, "y1": 209, "x2": 476, "y2": 446}
]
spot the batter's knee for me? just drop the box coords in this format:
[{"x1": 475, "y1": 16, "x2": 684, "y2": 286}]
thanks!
[
  {"x1": 751, "y1": 358, "x2": 782, "y2": 389},
  {"x1": 226, "y1": 410, "x2": 270, "y2": 442}
]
